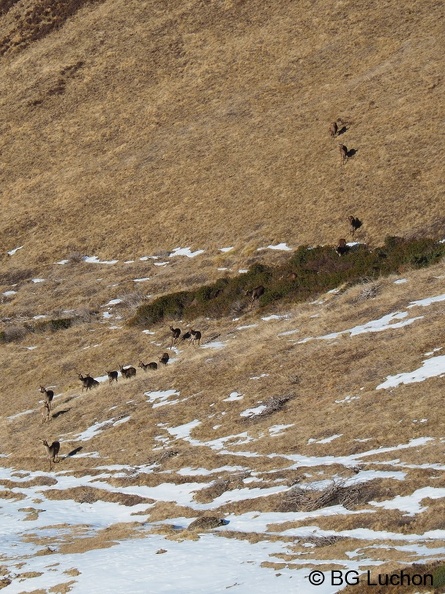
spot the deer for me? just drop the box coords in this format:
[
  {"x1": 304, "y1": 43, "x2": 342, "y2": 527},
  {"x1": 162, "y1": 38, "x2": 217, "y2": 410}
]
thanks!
[
  {"x1": 329, "y1": 121, "x2": 338, "y2": 137},
  {"x1": 329, "y1": 118, "x2": 348, "y2": 137},
  {"x1": 41, "y1": 401, "x2": 51, "y2": 423},
  {"x1": 181, "y1": 330, "x2": 192, "y2": 343},
  {"x1": 139, "y1": 360, "x2": 158, "y2": 371},
  {"x1": 169, "y1": 326, "x2": 181, "y2": 346},
  {"x1": 159, "y1": 352, "x2": 170, "y2": 365},
  {"x1": 190, "y1": 329, "x2": 202, "y2": 346},
  {"x1": 106, "y1": 370, "x2": 119, "y2": 383},
  {"x1": 39, "y1": 386, "x2": 54, "y2": 411},
  {"x1": 245, "y1": 285, "x2": 265, "y2": 302},
  {"x1": 41, "y1": 439, "x2": 60, "y2": 471},
  {"x1": 339, "y1": 143, "x2": 349, "y2": 164},
  {"x1": 78, "y1": 373, "x2": 99, "y2": 391},
  {"x1": 348, "y1": 215, "x2": 363, "y2": 238},
  {"x1": 336, "y1": 238, "x2": 350, "y2": 256},
  {"x1": 120, "y1": 365, "x2": 136, "y2": 379}
]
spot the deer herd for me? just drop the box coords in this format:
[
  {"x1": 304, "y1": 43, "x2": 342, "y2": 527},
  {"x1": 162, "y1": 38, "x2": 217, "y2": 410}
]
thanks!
[
  {"x1": 38, "y1": 118, "x2": 363, "y2": 469},
  {"x1": 39, "y1": 326, "x2": 203, "y2": 467}
]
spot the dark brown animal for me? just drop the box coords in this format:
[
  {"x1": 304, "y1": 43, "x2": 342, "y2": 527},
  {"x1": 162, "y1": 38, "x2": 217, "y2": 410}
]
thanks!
[
  {"x1": 42, "y1": 439, "x2": 60, "y2": 471},
  {"x1": 348, "y1": 215, "x2": 363, "y2": 237},
  {"x1": 246, "y1": 285, "x2": 265, "y2": 302},
  {"x1": 106, "y1": 370, "x2": 118, "y2": 383},
  {"x1": 120, "y1": 365, "x2": 136, "y2": 379},
  {"x1": 159, "y1": 352, "x2": 170, "y2": 365},
  {"x1": 139, "y1": 360, "x2": 158, "y2": 371},
  {"x1": 339, "y1": 143, "x2": 348, "y2": 164},
  {"x1": 39, "y1": 386, "x2": 54, "y2": 410},
  {"x1": 78, "y1": 373, "x2": 99, "y2": 391},
  {"x1": 329, "y1": 121, "x2": 338, "y2": 137},
  {"x1": 336, "y1": 238, "x2": 350, "y2": 256},
  {"x1": 181, "y1": 330, "x2": 192, "y2": 342},
  {"x1": 169, "y1": 326, "x2": 181, "y2": 346},
  {"x1": 190, "y1": 329, "x2": 202, "y2": 346}
]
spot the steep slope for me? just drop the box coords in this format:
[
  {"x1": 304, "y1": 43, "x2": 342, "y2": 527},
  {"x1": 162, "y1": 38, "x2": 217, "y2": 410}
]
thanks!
[
  {"x1": 0, "y1": 0, "x2": 444, "y2": 266},
  {"x1": 1, "y1": 1, "x2": 445, "y2": 590}
]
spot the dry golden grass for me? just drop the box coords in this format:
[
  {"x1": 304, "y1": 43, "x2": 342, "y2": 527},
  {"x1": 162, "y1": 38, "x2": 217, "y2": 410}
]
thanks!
[{"x1": 0, "y1": 0, "x2": 444, "y2": 267}]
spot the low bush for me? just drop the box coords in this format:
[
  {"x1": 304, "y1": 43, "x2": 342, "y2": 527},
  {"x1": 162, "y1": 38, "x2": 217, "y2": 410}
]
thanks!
[{"x1": 129, "y1": 236, "x2": 445, "y2": 327}]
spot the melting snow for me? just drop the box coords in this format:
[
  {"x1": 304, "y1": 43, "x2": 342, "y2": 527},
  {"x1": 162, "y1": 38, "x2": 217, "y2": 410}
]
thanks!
[
  {"x1": 377, "y1": 355, "x2": 445, "y2": 389},
  {"x1": 170, "y1": 247, "x2": 204, "y2": 258},
  {"x1": 240, "y1": 404, "x2": 268, "y2": 418},
  {"x1": 7, "y1": 245, "x2": 23, "y2": 256},
  {"x1": 257, "y1": 243, "x2": 292, "y2": 251},
  {"x1": 408, "y1": 292, "x2": 445, "y2": 308},
  {"x1": 308, "y1": 434, "x2": 343, "y2": 445},
  {"x1": 371, "y1": 487, "x2": 445, "y2": 515},
  {"x1": 224, "y1": 392, "x2": 244, "y2": 401},
  {"x1": 83, "y1": 256, "x2": 118, "y2": 265}
]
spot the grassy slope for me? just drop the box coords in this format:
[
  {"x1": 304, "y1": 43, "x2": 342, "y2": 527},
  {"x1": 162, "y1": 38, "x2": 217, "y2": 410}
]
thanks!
[{"x1": 0, "y1": 0, "x2": 444, "y2": 265}]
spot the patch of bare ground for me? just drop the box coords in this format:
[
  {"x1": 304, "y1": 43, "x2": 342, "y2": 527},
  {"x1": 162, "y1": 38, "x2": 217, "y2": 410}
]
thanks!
[{"x1": 43, "y1": 486, "x2": 153, "y2": 507}]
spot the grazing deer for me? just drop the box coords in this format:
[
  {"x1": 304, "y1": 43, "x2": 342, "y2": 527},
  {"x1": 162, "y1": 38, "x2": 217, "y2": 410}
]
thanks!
[
  {"x1": 78, "y1": 373, "x2": 99, "y2": 391},
  {"x1": 106, "y1": 370, "x2": 119, "y2": 383},
  {"x1": 245, "y1": 285, "x2": 265, "y2": 302},
  {"x1": 139, "y1": 360, "x2": 158, "y2": 371},
  {"x1": 348, "y1": 215, "x2": 363, "y2": 237},
  {"x1": 39, "y1": 386, "x2": 54, "y2": 410},
  {"x1": 120, "y1": 365, "x2": 136, "y2": 379},
  {"x1": 336, "y1": 238, "x2": 350, "y2": 256},
  {"x1": 181, "y1": 330, "x2": 192, "y2": 343},
  {"x1": 159, "y1": 352, "x2": 170, "y2": 365},
  {"x1": 190, "y1": 329, "x2": 202, "y2": 346},
  {"x1": 41, "y1": 439, "x2": 60, "y2": 471},
  {"x1": 41, "y1": 401, "x2": 51, "y2": 423}
]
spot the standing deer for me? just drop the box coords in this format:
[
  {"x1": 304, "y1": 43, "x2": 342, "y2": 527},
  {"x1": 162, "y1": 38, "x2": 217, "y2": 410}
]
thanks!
[
  {"x1": 336, "y1": 238, "x2": 350, "y2": 256},
  {"x1": 329, "y1": 121, "x2": 338, "y2": 137},
  {"x1": 41, "y1": 401, "x2": 51, "y2": 423},
  {"x1": 339, "y1": 143, "x2": 349, "y2": 164},
  {"x1": 106, "y1": 370, "x2": 119, "y2": 383},
  {"x1": 139, "y1": 360, "x2": 158, "y2": 371},
  {"x1": 78, "y1": 373, "x2": 99, "y2": 391},
  {"x1": 190, "y1": 329, "x2": 202, "y2": 346},
  {"x1": 39, "y1": 386, "x2": 54, "y2": 411},
  {"x1": 348, "y1": 215, "x2": 363, "y2": 237},
  {"x1": 181, "y1": 330, "x2": 192, "y2": 343},
  {"x1": 120, "y1": 365, "x2": 136, "y2": 379},
  {"x1": 159, "y1": 352, "x2": 170, "y2": 365},
  {"x1": 41, "y1": 439, "x2": 60, "y2": 471},
  {"x1": 245, "y1": 285, "x2": 265, "y2": 302},
  {"x1": 169, "y1": 326, "x2": 181, "y2": 346}
]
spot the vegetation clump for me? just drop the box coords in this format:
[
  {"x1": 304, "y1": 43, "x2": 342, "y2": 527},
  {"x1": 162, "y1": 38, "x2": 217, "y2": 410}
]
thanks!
[{"x1": 130, "y1": 236, "x2": 445, "y2": 327}]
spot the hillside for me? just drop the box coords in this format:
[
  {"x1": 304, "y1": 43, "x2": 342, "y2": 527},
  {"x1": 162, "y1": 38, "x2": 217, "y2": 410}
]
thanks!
[
  {"x1": 1, "y1": 1, "x2": 445, "y2": 592},
  {"x1": 0, "y1": 0, "x2": 444, "y2": 266},
  {"x1": 1, "y1": 246, "x2": 445, "y2": 591}
]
